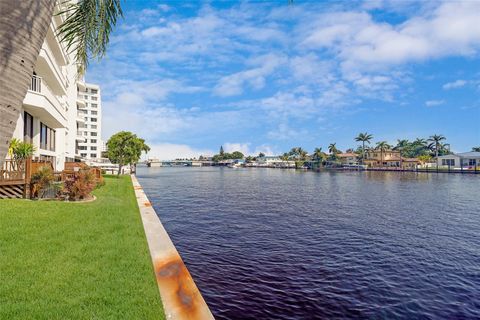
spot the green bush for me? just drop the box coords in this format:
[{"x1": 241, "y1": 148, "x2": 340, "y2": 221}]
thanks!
[
  {"x1": 31, "y1": 166, "x2": 54, "y2": 199},
  {"x1": 63, "y1": 170, "x2": 97, "y2": 201}
]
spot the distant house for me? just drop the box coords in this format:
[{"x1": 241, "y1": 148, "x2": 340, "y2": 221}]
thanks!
[
  {"x1": 256, "y1": 155, "x2": 295, "y2": 168},
  {"x1": 401, "y1": 158, "x2": 420, "y2": 169},
  {"x1": 256, "y1": 156, "x2": 281, "y2": 165},
  {"x1": 336, "y1": 153, "x2": 358, "y2": 165},
  {"x1": 364, "y1": 150, "x2": 402, "y2": 167},
  {"x1": 437, "y1": 152, "x2": 480, "y2": 169},
  {"x1": 364, "y1": 150, "x2": 422, "y2": 168}
]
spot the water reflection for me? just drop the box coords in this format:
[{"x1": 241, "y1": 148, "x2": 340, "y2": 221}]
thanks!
[{"x1": 137, "y1": 167, "x2": 480, "y2": 319}]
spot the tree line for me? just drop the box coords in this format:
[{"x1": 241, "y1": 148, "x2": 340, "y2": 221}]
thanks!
[{"x1": 204, "y1": 134, "x2": 479, "y2": 164}]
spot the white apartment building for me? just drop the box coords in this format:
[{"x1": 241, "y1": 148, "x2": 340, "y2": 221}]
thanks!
[
  {"x1": 77, "y1": 83, "x2": 103, "y2": 160},
  {"x1": 9, "y1": 2, "x2": 98, "y2": 171}
]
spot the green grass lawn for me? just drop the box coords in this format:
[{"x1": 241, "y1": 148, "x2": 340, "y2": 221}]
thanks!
[{"x1": 0, "y1": 175, "x2": 165, "y2": 320}]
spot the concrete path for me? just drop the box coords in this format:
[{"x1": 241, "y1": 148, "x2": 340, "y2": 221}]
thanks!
[{"x1": 131, "y1": 175, "x2": 214, "y2": 320}]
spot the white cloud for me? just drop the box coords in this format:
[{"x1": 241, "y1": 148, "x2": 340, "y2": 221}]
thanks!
[
  {"x1": 301, "y1": 1, "x2": 480, "y2": 73},
  {"x1": 223, "y1": 142, "x2": 251, "y2": 155},
  {"x1": 147, "y1": 143, "x2": 214, "y2": 160},
  {"x1": 267, "y1": 123, "x2": 308, "y2": 141},
  {"x1": 223, "y1": 142, "x2": 277, "y2": 156},
  {"x1": 443, "y1": 80, "x2": 467, "y2": 90},
  {"x1": 158, "y1": 4, "x2": 171, "y2": 12},
  {"x1": 101, "y1": 93, "x2": 193, "y2": 141},
  {"x1": 425, "y1": 99, "x2": 445, "y2": 107},
  {"x1": 214, "y1": 53, "x2": 287, "y2": 96}
]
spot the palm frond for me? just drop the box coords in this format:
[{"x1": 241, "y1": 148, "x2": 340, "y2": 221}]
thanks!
[{"x1": 56, "y1": 0, "x2": 123, "y2": 75}]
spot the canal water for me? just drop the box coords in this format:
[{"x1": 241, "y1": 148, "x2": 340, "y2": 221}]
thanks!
[{"x1": 136, "y1": 167, "x2": 480, "y2": 319}]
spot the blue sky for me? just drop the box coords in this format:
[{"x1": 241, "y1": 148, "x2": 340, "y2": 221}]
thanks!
[{"x1": 86, "y1": 0, "x2": 480, "y2": 159}]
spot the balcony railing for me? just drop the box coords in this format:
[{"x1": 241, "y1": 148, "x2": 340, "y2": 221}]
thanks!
[
  {"x1": 28, "y1": 75, "x2": 67, "y2": 113},
  {"x1": 77, "y1": 111, "x2": 87, "y2": 119},
  {"x1": 30, "y1": 75, "x2": 42, "y2": 92}
]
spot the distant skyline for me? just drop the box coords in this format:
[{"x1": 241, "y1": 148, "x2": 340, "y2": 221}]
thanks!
[{"x1": 87, "y1": 0, "x2": 480, "y2": 159}]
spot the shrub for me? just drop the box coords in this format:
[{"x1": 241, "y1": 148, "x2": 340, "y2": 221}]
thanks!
[
  {"x1": 63, "y1": 170, "x2": 97, "y2": 201},
  {"x1": 31, "y1": 166, "x2": 54, "y2": 199}
]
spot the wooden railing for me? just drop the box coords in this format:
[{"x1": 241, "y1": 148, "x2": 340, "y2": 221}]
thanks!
[
  {"x1": 1, "y1": 159, "x2": 104, "y2": 199},
  {"x1": 0, "y1": 159, "x2": 27, "y2": 183}
]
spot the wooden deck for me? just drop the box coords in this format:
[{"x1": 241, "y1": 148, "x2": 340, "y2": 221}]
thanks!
[{"x1": 0, "y1": 181, "x2": 26, "y2": 199}]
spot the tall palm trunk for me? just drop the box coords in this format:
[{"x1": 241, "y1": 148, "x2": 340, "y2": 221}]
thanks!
[
  {"x1": 362, "y1": 141, "x2": 365, "y2": 165},
  {"x1": 0, "y1": 0, "x2": 56, "y2": 165}
]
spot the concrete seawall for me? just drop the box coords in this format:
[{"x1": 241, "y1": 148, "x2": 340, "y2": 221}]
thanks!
[{"x1": 131, "y1": 175, "x2": 214, "y2": 320}]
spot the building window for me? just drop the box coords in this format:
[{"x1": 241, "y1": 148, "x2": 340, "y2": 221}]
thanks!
[
  {"x1": 84, "y1": 132, "x2": 88, "y2": 136},
  {"x1": 91, "y1": 132, "x2": 97, "y2": 136},
  {"x1": 91, "y1": 125, "x2": 97, "y2": 129},
  {"x1": 91, "y1": 103, "x2": 97, "y2": 108},
  {"x1": 442, "y1": 159, "x2": 455, "y2": 166},
  {"x1": 23, "y1": 112, "x2": 33, "y2": 143},
  {"x1": 81, "y1": 153, "x2": 87, "y2": 157},
  {"x1": 90, "y1": 153, "x2": 97, "y2": 158},
  {"x1": 468, "y1": 159, "x2": 476, "y2": 166},
  {"x1": 91, "y1": 97, "x2": 98, "y2": 101},
  {"x1": 91, "y1": 118, "x2": 97, "y2": 122},
  {"x1": 91, "y1": 111, "x2": 97, "y2": 115},
  {"x1": 40, "y1": 122, "x2": 55, "y2": 151},
  {"x1": 91, "y1": 89, "x2": 98, "y2": 94},
  {"x1": 91, "y1": 146, "x2": 97, "y2": 151},
  {"x1": 91, "y1": 139, "x2": 97, "y2": 143}
]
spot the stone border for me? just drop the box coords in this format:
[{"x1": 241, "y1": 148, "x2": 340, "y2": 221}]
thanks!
[{"x1": 131, "y1": 175, "x2": 214, "y2": 320}]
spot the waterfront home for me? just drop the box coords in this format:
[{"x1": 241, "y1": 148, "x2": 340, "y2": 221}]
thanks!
[
  {"x1": 364, "y1": 150, "x2": 402, "y2": 167},
  {"x1": 337, "y1": 153, "x2": 359, "y2": 165},
  {"x1": 6, "y1": 2, "x2": 101, "y2": 171},
  {"x1": 436, "y1": 152, "x2": 480, "y2": 169},
  {"x1": 401, "y1": 158, "x2": 421, "y2": 169},
  {"x1": 256, "y1": 156, "x2": 295, "y2": 168},
  {"x1": 256, "y1": 155, "x2": 281, "y2": 165}
]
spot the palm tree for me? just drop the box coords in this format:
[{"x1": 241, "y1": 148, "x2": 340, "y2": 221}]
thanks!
[
  {"x1": 312, "y1": 147, "x2": 325, "y2": 168},
  {"x1": 298, "y1": 148, "x2": 307, "y2": 161},
  {"x1": 427, "y1": 134, "x2": 446, "y2": 169},
  {"x1": 413, "y1": 138, "x2": 427, "y2": 146},
  {"x1": 0, "y1": 0, "x2": 123, "y2": 165},
  {"x1": 7, "y1": 138, "x2": 21, "y2": 158},
  {"x1": 472, "y1": 147, "x2": 480, "y2": 152},
  {"x1": 355, "y1": 132, "x2": 373, "y2": 165},
  {"x1": 9, "y1": 141, "x2": 36, "y2": 171},
  {"x1": 313, "y1": 147, "x2": 323, "y2": 160},
  {"x1": 375, "y1": 141, "x2": 390, "y2": 167},
  {"x1": 412, "y1": 138, "x2": 428, "y2": 157},
  {"x1": 328, "y1": 143, "x2": 339, "y2": 155},
  {"x1": 328, "y1": 143, "x2": 341, "y2": 163},
  {"x1": 289, "y1": 147, "x2": 307, "y2": 168},
  {"x1": 394, "y1": 139, "x2": 409, "y2": 168},
  {"x1": 395, "y1": 139, "x2": 409, "y2": 150}
]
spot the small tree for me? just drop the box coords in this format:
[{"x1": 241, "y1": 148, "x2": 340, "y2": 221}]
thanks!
[
  {"x1": 8, "y1": 139, "x2": 36, "y2": 171},
  {"x1": 106, "y1": 131, "x2": 150, "y2": 175},
  {"x1": 418, "y1": 154, "x2": 432, "y2": 166},
  {"x1": 231, "y1": 151, "x2": 244, "y2": 159}
]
